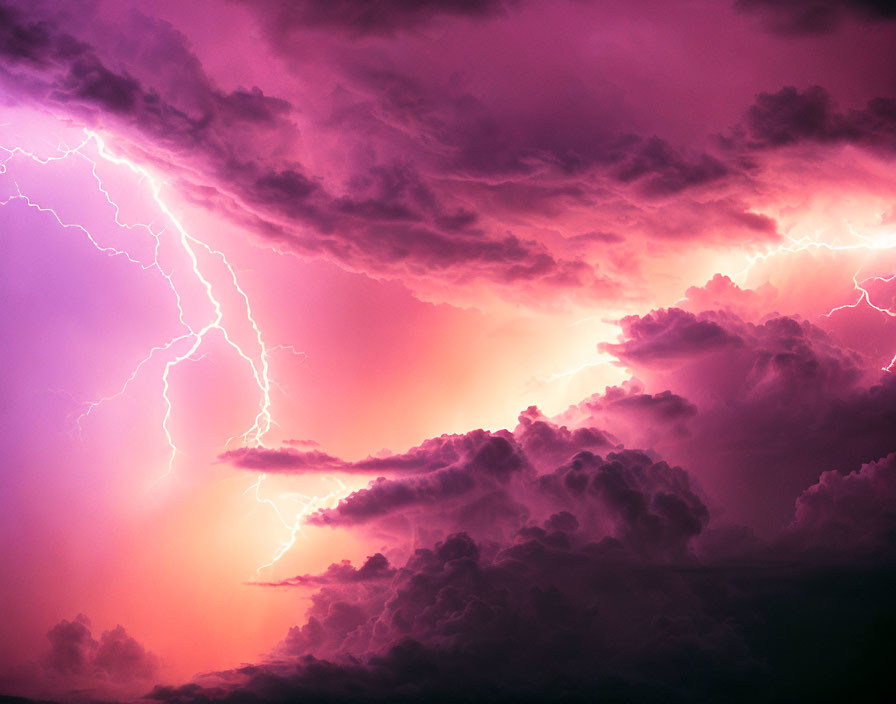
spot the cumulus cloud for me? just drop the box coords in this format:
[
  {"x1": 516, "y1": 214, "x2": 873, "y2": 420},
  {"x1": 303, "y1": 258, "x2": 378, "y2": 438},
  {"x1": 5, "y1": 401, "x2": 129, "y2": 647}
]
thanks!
[
  {"x1": 601, "y1": 308, "x2": 865, "y2": 388},
  {"x1": 226, "y1": 427, "x2": 549, "y2": 475},
  {"x1": 0, "y1": 614, "x2": 161, "y2": 698},
  {"x1": 788, "y1": 452, "x2": 896, "y2": 555},
  {"x1": 306, "y1": 432, "x2": 534, "y2": 536},
  {"x1": 132, "y1": 301, "x2": 896, "y2": 702},
  {"x1": 229, "y1": 303, "x2": 896, "y2": 537},
  {"x1": 158, "y1": 409, "x2": 896, "y2": 701},
  {"x1": 225, "y1": 416, "x2": 614, "y2": 477},
  {"x1": 223, "y1": 401, "x2": 705, "y2": 574},
  {"x1": 534, "y1": 449, "x2": 709, "y2": 557},
  {"x1": 681, "y1": 274, "x2": 779, "y2": 321},
  {"x1": 43, "y1": 615, "x2": 158, "y2": 682},
  {"x1": 148, "y1": 513, "x2": 896, "y2": 703},
  {"x1": 588, "y1": 307, "x2": 896, "y2": 529}
]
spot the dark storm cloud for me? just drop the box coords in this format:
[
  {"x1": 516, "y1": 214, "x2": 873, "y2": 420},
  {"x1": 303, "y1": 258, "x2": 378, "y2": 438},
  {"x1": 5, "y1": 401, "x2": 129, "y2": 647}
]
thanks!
[
  {"x1": 226, "y1": 406, "x2": 699, "y2": 562},
  {"x1": 308, "y1": 433, "x2": 532, "y2": 527},
  {"x1": 256, "y1": 553, "x2": 397, "y2": 587},
  {"x1": 3, "y1": 0, "x2": 894, "y2": 308},
  {"x1": 612, "y1": 137, "x2": 730, "y2": 196},
  {"x1": 513, "y1": 406, "x2": 615, "y2": 465},
  {"x1": 225, "y1": 418, "x2": 613, "y2": 478},
  {"x1": 334, "y1": 64, "x2": 735, "y2": 193},
  {"x1": 0, "y1": 4, "x2": 86, "y2": 65},
  {"x1": 566, "y1": 382, "x2": 699, "y2": 441},
  {"x1": 149, "y1": 510, "x2": 896, "y2": 703},
  {"x1": 226, "y1": 429, "x2": 532, "y2": 475},
  {"x1": 43, "y1": 615, "x2": 96, "y2": 676},
  {"x1": 598, "y1": 387, "x2": 698, "y2": 424},
  {"x1": 592, "y1": 307, "x2": 896, "y2": 530},
  {"x1": 5, "y1": 0, "x2": 751, "y2": 302},
  {"x1": 56, "y1": 56, "x2": 141, "y2": 114},
  {"x1": 232, "y1": 306, "x2": 896, "y2": 537},
  {"x1": 534, "y1": 449, "x2": 709, "y2": 557},
  {"x1": 43, "y1": 614, "x2": 157, "y2": 682},
  {"x1": 0, "y1": 3, "x2": 288, "y2": 128},
  {"x1": 599, "y1": 308, "x2": 745, "y2": 364},
  {"x1": 601, "y1": 307, "x2": 862, "y2": 380},
  {"x1": 258, "y1": 418, "x2": 704, "y2": 571},
  {"x1": 231, "y1": 0, "x2": 511, "y2": 37},
  {"x1": 788, "y1": 452, "x2": 896, "y2": 556},
  {"x1": 220, "y1": 447, "x2": 348, "y2": 472},
  {"x1": 0, "y1": 1, "x2": 607, "y2": 299},
  {"x1": 0, "y1": 614, "x2": 159, "y2": 698},
  {"x1": 736, "y1": 0, "x2": 896, "y2": 34},
  {"x1": 743, "y1": 85, "x2": 896, "y2": 152},
  {"x1": 72, "y1": 304, "x2": 896, "y2": 703},
  {"x1": 155, "y1": 407, "x2": 896, "y2": 702}
]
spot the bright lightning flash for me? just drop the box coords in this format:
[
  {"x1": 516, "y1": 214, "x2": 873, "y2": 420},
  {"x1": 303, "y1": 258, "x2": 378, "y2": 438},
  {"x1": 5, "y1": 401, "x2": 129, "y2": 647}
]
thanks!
[
  {"x1": 823, "y1": 270, "x2": 896, "y2": 371},
  {"x1": 738, "y1": 227, "x2": 896, "y2": 372},
  {"x1": 0, "y1": 123, "x2": 332, "y2": 570},
  {"x1": 243, "y1": 474, "x2": 348, "y2": 573}
]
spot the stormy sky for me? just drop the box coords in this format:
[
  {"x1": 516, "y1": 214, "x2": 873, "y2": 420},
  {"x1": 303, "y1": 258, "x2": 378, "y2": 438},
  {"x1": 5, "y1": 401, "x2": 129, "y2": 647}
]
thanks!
[{"x1": 1, "y1": 1, "x2": 895, "y2": 701}]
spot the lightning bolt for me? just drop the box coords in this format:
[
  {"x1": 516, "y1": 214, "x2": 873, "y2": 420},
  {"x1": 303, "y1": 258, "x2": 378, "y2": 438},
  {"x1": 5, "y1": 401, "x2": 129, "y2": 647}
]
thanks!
[
  {"x1": 2, "y1": 130, "x2": 275, "y2": 467},
  {"x1": 731, "y1": 224, "x2": 896, "y2": 372},
  {"x1": 535, "y1": 357, "x2": 615, "y2": 384},
  {"x1": 244, "y1": 473, "x2": 348, "y2": 572},
  {"x1": 823, "y1": 270, "x2": 896, "y2": 371},
  {"x1": 0, "y1": 122, "x2": 326, "y2": 569}
]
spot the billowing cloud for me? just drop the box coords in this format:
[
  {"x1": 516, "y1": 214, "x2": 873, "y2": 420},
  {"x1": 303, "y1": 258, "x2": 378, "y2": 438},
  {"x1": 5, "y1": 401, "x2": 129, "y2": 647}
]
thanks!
[
  {"x1": 586, "y1": 307, "x2": 896, "y2": 529},
  {"x1": 788, "y1": 452, "x2": 896, "y2": 555},
  {"x1": 3, "y1": 0, "x2": 892, "y2": 314},
  {"x1": 306, "y1": 433, "x2": 532, "y2": 533},
  {"x1": 44, "y1": 615, "x2": 158, "y2": 683},
  {"x1": 153, "y1": 393, "x2": 896, "y2": 700},
  {"x1": 146, "y1": 481, "x2": 896, "y2": 703},
  {"x1": 681, "y1": 274, "x2": 779, "y2": 321},
  {"x1": 599, "y1": 308, "x2": 745, "y2": 365},
  {"x1": 231, "y1": 302, "x2": 896, "y2": 537},
  {"x1": 0, "y1": 614, "x2": 160, "y2": 699}
]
